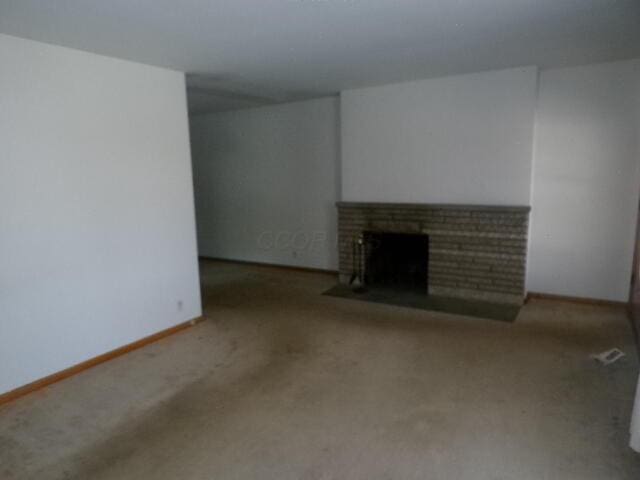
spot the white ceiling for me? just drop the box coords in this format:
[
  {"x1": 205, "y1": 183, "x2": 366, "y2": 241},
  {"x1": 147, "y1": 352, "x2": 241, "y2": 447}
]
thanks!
[{"x1": 1, "y1": 0, "x2": 639, "y2": 115}]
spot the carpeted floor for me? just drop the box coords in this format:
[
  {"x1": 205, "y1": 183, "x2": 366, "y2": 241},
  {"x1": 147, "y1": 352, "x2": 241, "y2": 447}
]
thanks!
[{"x1": 1, "y1": 259, "x2": 639, "y2": 479}]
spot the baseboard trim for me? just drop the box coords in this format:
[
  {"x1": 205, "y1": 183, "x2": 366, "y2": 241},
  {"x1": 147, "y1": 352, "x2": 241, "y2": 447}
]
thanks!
[
  {"x1": 526, "y1": 292, "x2": 626, "y2": 308},
  {"x1": 199, "y1": 256, "x2": 338, "y2": 275},
  {"x1": 0, "y1": 315, "x2": 206, "y2": 407}
]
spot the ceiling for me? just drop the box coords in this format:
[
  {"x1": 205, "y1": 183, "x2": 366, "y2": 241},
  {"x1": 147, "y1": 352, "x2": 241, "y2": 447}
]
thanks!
[{"x1": 1, "y1": 0, "x2": 639, "y2": 115}]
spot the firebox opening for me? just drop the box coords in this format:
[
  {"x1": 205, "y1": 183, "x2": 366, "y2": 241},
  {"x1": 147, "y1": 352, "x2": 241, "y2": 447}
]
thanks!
[{"x1": 364, "y1": 231, "x2": 429, "y2": 292}]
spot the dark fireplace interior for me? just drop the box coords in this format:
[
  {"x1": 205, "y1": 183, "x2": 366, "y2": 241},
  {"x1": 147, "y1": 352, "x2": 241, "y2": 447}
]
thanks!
[{"x1": 364, "y1": 232, "x2": 429, "y2": 292}]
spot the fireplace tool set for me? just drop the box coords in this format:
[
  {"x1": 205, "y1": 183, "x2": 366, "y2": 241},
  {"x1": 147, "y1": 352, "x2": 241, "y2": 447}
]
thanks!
[{"x1": 349, "y1": 234, "x2": 367, "y2": 293}]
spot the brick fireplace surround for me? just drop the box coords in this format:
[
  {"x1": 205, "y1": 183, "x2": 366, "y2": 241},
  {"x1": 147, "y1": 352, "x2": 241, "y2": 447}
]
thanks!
[{"x1": 337, "y1": 202, "x2": 531, "y2": 305}]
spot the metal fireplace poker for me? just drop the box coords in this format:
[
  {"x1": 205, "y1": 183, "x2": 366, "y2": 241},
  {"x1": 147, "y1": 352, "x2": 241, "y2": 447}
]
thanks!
[{"x1": 349, "y1": 234, "x2": 367, "y2": 293}]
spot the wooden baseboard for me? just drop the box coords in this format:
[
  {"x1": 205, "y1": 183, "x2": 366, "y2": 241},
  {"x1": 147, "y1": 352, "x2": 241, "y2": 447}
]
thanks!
[
  {"x1": 526, "y1": 292, "x2": 626, "y2": 308},
  {"x1": 199, "y1": 256, "x2": 338, "y2": 275},
  {"x1": 0, "y1": 315, "x2": 205, "y2": 407}
]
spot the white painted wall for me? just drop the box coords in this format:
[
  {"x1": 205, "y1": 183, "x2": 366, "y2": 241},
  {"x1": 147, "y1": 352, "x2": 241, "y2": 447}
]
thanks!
[
  {"x1": 189, "y1": 60, "x2": 639, "y2": 302},
  {"x1": 528, "y1": 60, "x2": 640, "y2": 301},
  {"x1": 0, "y1": 34, "x2": 201, "y2": 395},
  {"x1": 190, "y1": 98, "x2": 340, "y2": 270},
  {"x1": 340, "y1": 67, "x2": 538, "y2": 205}
]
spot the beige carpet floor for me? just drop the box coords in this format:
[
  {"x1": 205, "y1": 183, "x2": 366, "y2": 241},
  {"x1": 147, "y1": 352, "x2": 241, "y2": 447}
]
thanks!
[{"x1": 1, "y1": 259, "x2": 639, "y2": 479}]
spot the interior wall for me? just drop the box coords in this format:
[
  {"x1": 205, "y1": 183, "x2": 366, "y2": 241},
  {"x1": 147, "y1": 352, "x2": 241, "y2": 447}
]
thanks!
[
  {"x1": 0, "y1": 34, "x2": 202, "y2": 395},
  {"x1": 340, "y1": 67, "x2": 538, "y2": 205},
  {"x1": 528, "y1": 59, "x2": 640, "y2": 302},
  {"x1": 190, "y1": 59, "x2": 639, "y2": 302},
  {"x1": 190, "y1": 97, "x2": 340, "y2": 270}
]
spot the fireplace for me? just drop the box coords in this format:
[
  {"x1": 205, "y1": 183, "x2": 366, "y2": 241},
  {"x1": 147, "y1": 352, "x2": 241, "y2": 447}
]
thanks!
[
  {"x1": 337, "y1": 202, "x2": 530, "y2": 305},
  {"x1": 364, "y1": 232, "x2": 429, "y2": 292}
]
